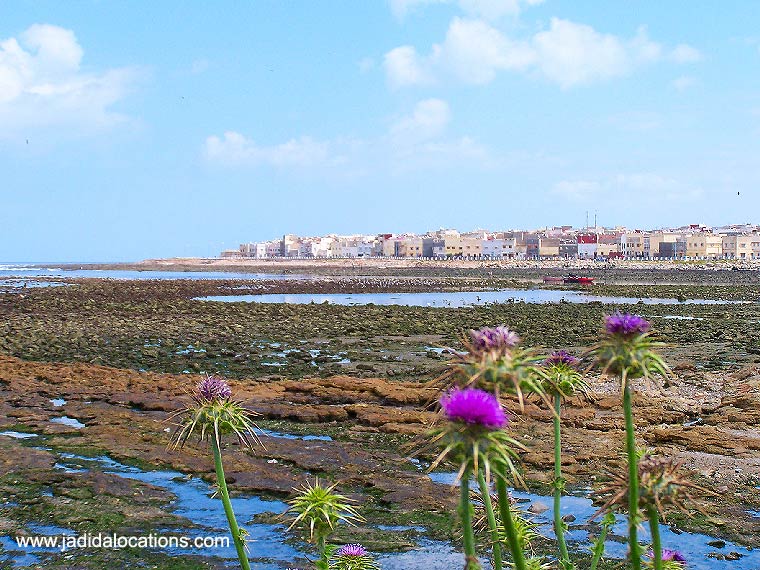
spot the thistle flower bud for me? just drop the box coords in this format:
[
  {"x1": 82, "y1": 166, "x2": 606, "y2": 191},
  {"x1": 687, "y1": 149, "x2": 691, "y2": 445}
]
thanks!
[
  {"x1": 544, "y1": 350, "x2": 579, "y2": 368},
  {"x1": 469, "y1": 326, "x2": 520, "y2": 355}
]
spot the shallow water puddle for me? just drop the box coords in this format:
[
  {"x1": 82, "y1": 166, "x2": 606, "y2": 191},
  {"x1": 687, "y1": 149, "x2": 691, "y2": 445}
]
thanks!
[
  {"x1": 2, "y1": 447, "x2": 303, "y2": 568},
  {"x1": 427, "y1": 472, "x2": 760, "y2": 569},
  {"x1": 259, "y1": 428, "x2": 332, "y2": 442},
  {"x1": 49, "y1": 416, "x2": 85, "y2": 429},
  {"x1": 0, "y1": 431, "x2": 38, "y2": 439}
]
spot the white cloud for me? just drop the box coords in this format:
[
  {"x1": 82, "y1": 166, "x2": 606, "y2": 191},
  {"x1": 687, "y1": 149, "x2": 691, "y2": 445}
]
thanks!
[
  {"x1": 0, "y1": 24, "x2": 139, "y2": 135},
  {"x1": 670, "y1": 44, "x2": 702, "y2": 63},
  {"x1": 390, "y1": 0, "x2": 542, "y2": 20},
  {"x1": 438, "y1": 18, "x2": 535, "y2": 84},
  {"x1": 384, "y1": 45, "x2": 434, "y2": 88},
  {"x1": 390, "y1": 98, "x2": 451, "y2": 143},
  {"x1": 384, "y1": 17, "x2": 702, "y2": 89},
  {"x1": 206, "y1": 99, "x2": 492, "y2": 172},
  {"x1": 390, "y1": 0, "x2": 447, "y2": 19},
  {"x1": 532, "y1": 19, "x2": 632, "y2": 87},
  {"x1": 205, "y1": 132, "x2": 330, "y2": 167}
]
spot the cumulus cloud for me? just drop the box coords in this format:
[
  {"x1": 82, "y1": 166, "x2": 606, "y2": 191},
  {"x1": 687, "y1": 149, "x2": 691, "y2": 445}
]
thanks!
[
  {"x1": 390, "y1": 98, "x2": 451, "y2": 143},
  {"x1": 204, "y1": 132, "x2": 330, "y2": 167},
  {"x1": 390, "y1": 0, "x2": 542, "y2": 20},
  {"x1": 384, "y1": 45, "x2": 435, "y2": 88},
  {"x1": 206, "y1": 99, "x2": 492, "y2": 172},
  {"x1": 670, "y1": 44, "x2": 702, "y2": 63},
  {"x1": 384, "y1": 17, "x2": 701, "y2": 89},
  {"x1": 0, "y1": 24, "x2": 139, "y2": 135}
]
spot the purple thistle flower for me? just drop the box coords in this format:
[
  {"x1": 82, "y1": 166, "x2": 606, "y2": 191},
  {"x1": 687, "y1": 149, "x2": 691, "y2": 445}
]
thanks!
[
  {"x1": 545, "y1": 350, "x2": 579, "y2": 367},
  {"x1": 337, "y1": 543, "x2": 368, "y2": 557},
  {"x1": 196, "y1": 375, "x2": 232, "y2": 403},
  {"x1": 662, "y1": 549, "x2": 687, "y2": 563},
  {"x1": 440, "y1": 388, "x2": 508, "y2": 430},
  {"x1": 604, "y1": 313, "x2": 651, "y2": 337},
  {"x1": 469, "y1": 325, "x2": 520, "y2": 353}
]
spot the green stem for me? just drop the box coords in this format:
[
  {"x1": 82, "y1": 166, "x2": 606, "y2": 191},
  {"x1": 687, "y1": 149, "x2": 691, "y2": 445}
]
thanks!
[
  {"x1": 622, "y1": 373, "x2": 642, "y2": 570},
  {"x1": 211, "y1": 435, "x2": 251, "y2": 570},
  {"x1": 589, "y1": 512, "x2": 615, "y2": 570},
  {"x1": 495, "y1": 472, "x2": 527, "y2": 570},
  {"x1": 476, "y1": 471, "x2": 503, "y2": 570},
  {"x1": 553, "y1": 394, "x2": 572, "y2": 569},
  {"x1": 648, "y1": 507, "x2": 663, "y2": 570},
  {"x1": 460, "y1": 466, "x2": 481, "y2": 570},
  {"x1": 317, "y1": 534, "x2": 327, "y2": 568}
]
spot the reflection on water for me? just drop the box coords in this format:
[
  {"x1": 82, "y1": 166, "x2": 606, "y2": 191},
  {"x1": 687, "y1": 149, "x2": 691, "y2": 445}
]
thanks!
[{"x1": 197, "y1": 289, "x2": 744, "y2": 307}]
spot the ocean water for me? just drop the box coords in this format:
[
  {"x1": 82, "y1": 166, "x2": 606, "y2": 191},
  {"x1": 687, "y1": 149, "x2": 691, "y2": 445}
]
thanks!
[{"x1": 0, "y1": 263, "x2": 308, "y2": 282}]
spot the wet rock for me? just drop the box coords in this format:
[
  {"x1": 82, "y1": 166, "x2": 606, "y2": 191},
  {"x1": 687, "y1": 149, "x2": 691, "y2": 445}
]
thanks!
[{"x1": 528, "y1": 501, "x2": 549, "y2": 514}]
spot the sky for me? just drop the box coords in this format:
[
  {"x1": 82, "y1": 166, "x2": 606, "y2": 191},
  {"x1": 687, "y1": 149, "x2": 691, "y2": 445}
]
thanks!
[{"x1": 1, "y1": 1, "x2": 759, "y2": 261}]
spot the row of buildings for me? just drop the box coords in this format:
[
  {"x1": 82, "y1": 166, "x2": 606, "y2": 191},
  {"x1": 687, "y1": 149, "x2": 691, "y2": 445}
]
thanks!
[{"x1": 221, "y1": 224, "x2": 760, "y2": 261}]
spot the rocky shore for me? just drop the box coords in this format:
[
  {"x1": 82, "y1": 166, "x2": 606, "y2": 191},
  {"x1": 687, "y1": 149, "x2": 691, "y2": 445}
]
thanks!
[{"x1": 1, "y1": 269, "x2": 759, "y2": 567}]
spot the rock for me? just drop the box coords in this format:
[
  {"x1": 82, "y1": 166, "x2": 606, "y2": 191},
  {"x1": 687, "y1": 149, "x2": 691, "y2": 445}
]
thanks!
[
  {"x1": 707, "y1": 540, "x2": 726, "y2": 548},
  {"x1": 528, "y1": 501, "x2": 549, "y2": 514},
  {"x1": 562, "y1": 514, "x2": 576, "y2": 523}
]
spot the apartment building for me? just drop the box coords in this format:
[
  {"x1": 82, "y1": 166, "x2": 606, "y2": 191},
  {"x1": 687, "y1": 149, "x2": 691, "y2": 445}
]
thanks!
[
  {"x1": 621, "y1": 232, "x2": 646, "y2": 258},
  {"x1": 722, "y1": 234, "x2": 755, "y2": 259},
  {"x1": 685, "y1": 233, "x2": 723, "y2": 258},
  {"x1": 577, "y1": 234, "x2": 598, "y2": 259}
]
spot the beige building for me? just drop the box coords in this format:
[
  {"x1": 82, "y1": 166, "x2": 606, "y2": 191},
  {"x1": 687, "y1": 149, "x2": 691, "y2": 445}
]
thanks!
[
  {"x1": 648, "y1": 232, "x2": 681, "y2": 258},
  {"x1": 538, "y1": 237, "x2": 560, "y2": 257},
  {"x1": 441, "y1": 236, "x2": 483, "y2": 257},
  {"x1": 396, "y1": 237, "x2": 423, "y2": 257},
  {"x1": 686, "y1": 233, "x2": 723, "y2": 258},
  {"x1": 722, "y1": 235, "x2": 755, "y2": 259}
]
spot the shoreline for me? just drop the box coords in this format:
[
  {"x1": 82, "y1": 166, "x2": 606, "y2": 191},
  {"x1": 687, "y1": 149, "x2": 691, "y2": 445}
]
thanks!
[{"x1": 22, "y1": 256, "x2": 760, "y2": 273}]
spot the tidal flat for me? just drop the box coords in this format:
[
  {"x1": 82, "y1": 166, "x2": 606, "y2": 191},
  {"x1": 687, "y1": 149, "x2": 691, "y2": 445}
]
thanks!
[{"x1": 1, "y1": 266, "x2": 759, "y2": 568}]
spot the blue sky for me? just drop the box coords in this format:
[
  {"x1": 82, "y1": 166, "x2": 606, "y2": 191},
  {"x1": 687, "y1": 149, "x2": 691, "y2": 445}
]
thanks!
[{"x1": 1, "y1": 1, "x2": 759, "y2": 261}]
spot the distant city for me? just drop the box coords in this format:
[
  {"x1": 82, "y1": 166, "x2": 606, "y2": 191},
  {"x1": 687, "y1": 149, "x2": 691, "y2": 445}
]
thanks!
[{"x1": 220, "y1": 223, "x2": 760, "y2": 261}]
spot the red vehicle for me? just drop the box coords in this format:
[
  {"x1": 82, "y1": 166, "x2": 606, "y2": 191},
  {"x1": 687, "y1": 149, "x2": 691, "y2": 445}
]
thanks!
[
  {"x1": 543, "y1": 276, "x2": 564, "y2": 283},
  {"x1": 563, "y1": 274, "x2": 594, "y2": 284}
]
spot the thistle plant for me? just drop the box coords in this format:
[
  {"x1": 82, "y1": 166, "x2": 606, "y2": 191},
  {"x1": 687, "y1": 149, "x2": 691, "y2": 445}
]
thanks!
[
  {"x1": 596, "y1": 455, "x2": 705, "y2": 570},
  {"x1": 284, "y1": 479, "x2": 363, "y2": 570},
  {"x1": 589, "y1": 511, "x2": 616, "y2": 570},
  {"x1": 589, "y1": 314, "x2": 669, "y2": 570},
  {"x1": 541, "y1": 350, "x2": 589, "y2": 570},
  {"x1": 436, "y1": 325, "x2": 549, "y2": 570},
  {"x1": 420, "y1": 386, "x2": 527, "y2": 570},
  {"x1": 472, "y1": 489, "x2": 539, "y2": 555},
  {"x1": 646, "y1": 549, "x2": 687, "y2": 569},
  {"x1": 454, "y1": 326, "x2": 551, "y2": 411},
  {"x1": 169, "y1": 375, "x2": 262, "y2": 570},
  {"x1": 329, "y1": 543, "x2": 380, "y2": 570}
]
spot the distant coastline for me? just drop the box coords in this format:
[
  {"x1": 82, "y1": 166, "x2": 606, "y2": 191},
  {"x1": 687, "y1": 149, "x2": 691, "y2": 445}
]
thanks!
[{"x1": 22, "y1": 256, "x2": 760, "y2": 274}]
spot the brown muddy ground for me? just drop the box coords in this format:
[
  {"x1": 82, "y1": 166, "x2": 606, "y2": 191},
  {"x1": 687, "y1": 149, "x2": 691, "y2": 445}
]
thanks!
[{"x1": 1, "y1": 354, "x2": 758, "y2": 549}]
